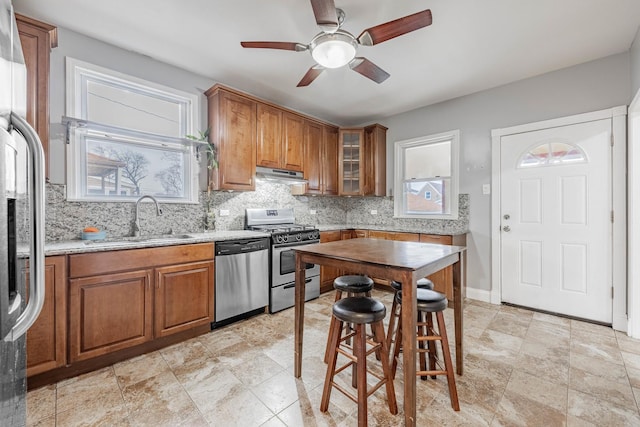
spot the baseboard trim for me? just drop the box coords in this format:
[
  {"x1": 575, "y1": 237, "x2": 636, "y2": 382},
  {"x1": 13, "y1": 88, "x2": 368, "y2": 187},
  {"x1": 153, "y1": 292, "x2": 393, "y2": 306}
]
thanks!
[{"x1": 465, "y1": 287, "x2": 493, "y2": 304}]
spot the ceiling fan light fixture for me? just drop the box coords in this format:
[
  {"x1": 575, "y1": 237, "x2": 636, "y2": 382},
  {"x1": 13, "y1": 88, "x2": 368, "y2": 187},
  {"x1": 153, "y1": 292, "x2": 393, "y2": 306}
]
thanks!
[{"x1": 310, "y1": 32, "x2": 357, "y2": 68}]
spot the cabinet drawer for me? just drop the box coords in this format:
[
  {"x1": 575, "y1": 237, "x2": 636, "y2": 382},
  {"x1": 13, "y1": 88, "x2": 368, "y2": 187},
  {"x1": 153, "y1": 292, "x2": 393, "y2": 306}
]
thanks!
[{"x1": 419, "y1": 234, "x2": 453, "y2": 245}]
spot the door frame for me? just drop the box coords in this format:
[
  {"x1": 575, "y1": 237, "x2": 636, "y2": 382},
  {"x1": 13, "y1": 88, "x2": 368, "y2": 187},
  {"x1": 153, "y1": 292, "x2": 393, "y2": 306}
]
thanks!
[
  {"x1": 628, "y1": 91, "x2": 640, "y2": 338},
  {"x1": 490, "y1": 106, "x2": 627, "y2": 331}
]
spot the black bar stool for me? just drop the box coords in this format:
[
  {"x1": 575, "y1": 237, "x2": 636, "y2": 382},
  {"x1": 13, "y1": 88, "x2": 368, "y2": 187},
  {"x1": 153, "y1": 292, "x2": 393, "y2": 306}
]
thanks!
[
  {"x1": 324, "y1": 275, "x2": 374, "y2": 363},
  {"x1": 390, "y1": 288, "x2": 460, "y2": 411},
  {"x1": 321, "y1": 296, "x2": 397, "y2": 427}
]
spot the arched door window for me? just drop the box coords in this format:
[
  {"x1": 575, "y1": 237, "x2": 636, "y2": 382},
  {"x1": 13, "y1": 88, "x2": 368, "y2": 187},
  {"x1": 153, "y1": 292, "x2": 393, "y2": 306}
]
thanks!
[{"x1": 517, "y1": 140, "x2": 587, "y2": 168}]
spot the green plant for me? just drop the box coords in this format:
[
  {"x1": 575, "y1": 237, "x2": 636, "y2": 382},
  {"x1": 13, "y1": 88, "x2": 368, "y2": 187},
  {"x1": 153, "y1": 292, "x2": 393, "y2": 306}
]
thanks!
[{"x1": 186, "y1": 128, "x2": 218, "y2": 170}]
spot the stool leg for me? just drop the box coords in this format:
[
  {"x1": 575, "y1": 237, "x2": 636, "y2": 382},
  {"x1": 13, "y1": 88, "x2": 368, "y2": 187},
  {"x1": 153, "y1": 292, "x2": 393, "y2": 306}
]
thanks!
[
  {"x1": 385, "y1": 293, "x2": 399, "y2": 356},
  {"x1": 427, "y1": 311, "x2": 437, "y2": 379},
  {"x1": 436, "y1": 311, "x2": 460, "y2": 411},
  {"x1": 391, "y1": 319, "x2": 402, "y2": 379},
  {"x1": 321, "y1": 316, "x2": 344, "y2": 412},
  {"x1": 372, "y1": 320, "x2": 398, "y2": 415},
  {"x1": 324, "y1": 290, "x2": 343, "y2": 363},
  {"x1": 355, "y1": 324, "x2": 368, "y2": 427},
  {"x1": 417, "y1": 311, "x2": 429, "y2": 380}
]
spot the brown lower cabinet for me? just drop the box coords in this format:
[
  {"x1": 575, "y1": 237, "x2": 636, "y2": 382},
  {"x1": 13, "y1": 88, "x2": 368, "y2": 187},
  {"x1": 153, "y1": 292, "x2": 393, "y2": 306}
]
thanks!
[
  {"x1": 26, "y1": 256, "x2": 67, "y2": 377},
  {"x1": 320, "y1": 231, "x2": 343, "y2": 293},
  {"x1": 67, "y1": 243, "x2": 214, "y2": 363}
]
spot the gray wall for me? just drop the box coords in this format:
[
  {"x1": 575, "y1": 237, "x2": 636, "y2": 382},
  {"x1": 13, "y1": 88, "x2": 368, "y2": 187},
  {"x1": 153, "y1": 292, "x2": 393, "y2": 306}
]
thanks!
[
  {"x1": 632, "y1": 26, "x2": 640, "y2": 98},
  {"x1": 381, "y1": 52, "x2": 632, "y2": 292},
  {"x1": 47, "y1": 27, "x2": 216, "y2": 185}
]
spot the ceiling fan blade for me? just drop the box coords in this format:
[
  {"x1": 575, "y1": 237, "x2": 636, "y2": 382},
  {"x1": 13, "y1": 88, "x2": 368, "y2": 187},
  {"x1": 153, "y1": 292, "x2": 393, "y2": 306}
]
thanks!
[
  {"x1": 357, "y1": 9, "x2": 432, "y2": 46},
  {"x1": 310, "y1": 0, "x2": 339, "y2": 31},
  {"x1": 297, "y1": 66, "x2": 325, "y2": 87},
  {"x1": 240, "y1": 41, "x2": 308, "y2": 52},
  {"x1": 349, "y1": 58, "x2": 390, "y2": 84}
]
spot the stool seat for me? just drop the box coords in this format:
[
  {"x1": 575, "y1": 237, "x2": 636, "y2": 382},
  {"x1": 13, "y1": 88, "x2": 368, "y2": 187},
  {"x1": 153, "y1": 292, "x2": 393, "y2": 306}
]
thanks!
[
  {"x1": 397, "y1": 288, "x2": 448, "y2": 312},
  {"x1": 390, "y1": 278, "x2": 434, "y2": 291},
  {"x1": 334, "y1": 275, "x2": 374, "y2": 293},
  {"x1": 333, "y1": 297, "x2": 386, "y2": 324}
]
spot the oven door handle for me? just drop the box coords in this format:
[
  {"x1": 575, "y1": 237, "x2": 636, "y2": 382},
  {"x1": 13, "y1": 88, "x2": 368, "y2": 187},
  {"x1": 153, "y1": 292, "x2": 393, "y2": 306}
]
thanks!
[
  {"x1": 272, "y1": 239, "x2": 320, "y2": 249},
  {"x1": 283, "y1": 278, "x2": 312, "y2": 289}
]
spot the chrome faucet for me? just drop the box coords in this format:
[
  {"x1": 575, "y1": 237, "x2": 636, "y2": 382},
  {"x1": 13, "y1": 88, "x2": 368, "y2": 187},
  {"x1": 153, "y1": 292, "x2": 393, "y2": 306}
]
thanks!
[{"x1": 133, "y1": 195, "x2": 162, "y2": 237}]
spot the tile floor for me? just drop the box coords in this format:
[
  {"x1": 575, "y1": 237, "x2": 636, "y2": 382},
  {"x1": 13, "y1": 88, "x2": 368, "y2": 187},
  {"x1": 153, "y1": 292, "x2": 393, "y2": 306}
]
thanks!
[{"x1": 26, "y1": 289, "x2": 640, "y2": 426}]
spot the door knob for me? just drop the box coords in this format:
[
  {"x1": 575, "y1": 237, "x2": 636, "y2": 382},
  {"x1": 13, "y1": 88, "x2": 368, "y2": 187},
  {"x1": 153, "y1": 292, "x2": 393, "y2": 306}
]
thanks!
[
  {"x1": 502, "y1": 225, "x2": 511, "y2": 232},
  {"x1": 503, "y1": 214, "x2": 510, "y2": 220}
]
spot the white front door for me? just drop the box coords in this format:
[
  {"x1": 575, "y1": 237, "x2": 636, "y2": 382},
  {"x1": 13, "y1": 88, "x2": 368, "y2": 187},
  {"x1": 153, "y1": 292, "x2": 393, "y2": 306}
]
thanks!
[{"x1": 500, "y1": 118, "x2": 612, "y2": 323}]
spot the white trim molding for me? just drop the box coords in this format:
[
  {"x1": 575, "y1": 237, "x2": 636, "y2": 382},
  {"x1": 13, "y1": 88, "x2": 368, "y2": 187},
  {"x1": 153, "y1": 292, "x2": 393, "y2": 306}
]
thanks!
[
  {"x1": 628, "y1": 91, "x2": 640, "y2": 338},
  {"x1": 491, "y1": 106, "x2": 627, "y2": 331}
]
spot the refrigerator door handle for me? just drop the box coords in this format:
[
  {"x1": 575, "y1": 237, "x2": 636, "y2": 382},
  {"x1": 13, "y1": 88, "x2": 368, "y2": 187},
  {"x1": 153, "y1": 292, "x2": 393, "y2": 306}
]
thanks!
[{"x1": 4, "y1": 112, "x2": 45, "y2": 342}]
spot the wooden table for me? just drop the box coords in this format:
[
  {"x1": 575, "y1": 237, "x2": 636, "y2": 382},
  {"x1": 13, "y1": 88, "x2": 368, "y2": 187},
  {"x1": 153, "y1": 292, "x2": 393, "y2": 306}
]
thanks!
[{"x1": 294, "y1": 238, "x2": 466, "y2": 427}]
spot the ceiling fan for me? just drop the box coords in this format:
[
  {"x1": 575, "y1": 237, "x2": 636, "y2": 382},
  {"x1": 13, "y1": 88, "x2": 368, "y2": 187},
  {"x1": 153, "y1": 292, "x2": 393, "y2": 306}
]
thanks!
[{"x1": 240, "y1": 0, "x2": 433, "y2": 87}]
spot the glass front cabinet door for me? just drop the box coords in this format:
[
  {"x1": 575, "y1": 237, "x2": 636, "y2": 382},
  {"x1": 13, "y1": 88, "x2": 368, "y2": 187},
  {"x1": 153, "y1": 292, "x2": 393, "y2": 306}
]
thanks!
[{"x1": 338, "y1": 129, "x2": 364, "y2": 195}]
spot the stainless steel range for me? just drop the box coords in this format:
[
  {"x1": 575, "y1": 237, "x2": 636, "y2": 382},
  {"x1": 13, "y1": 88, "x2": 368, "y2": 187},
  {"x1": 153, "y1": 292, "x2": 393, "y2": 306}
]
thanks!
[{"x1": 246, "y1": 208, "x2": 320, "y2": 313}]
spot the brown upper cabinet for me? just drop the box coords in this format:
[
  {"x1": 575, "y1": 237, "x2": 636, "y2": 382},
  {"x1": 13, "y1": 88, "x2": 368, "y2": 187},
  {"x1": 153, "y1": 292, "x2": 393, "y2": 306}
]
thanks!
[
  {"x1": 256, "y1": 104, "x2": 304, "y2": 172},
  {"x1": 16, "y1": 14, "x2": 57, "y2": 180},
  {"x1": 205, "y1": 85, "x2": 257, "y2": 191},
  {"x1": 339, "y1": 125, "x2": 386, "y2": 196},
  {"x1": 294, "y1": 121, "x2": 339, "y2": 196}
]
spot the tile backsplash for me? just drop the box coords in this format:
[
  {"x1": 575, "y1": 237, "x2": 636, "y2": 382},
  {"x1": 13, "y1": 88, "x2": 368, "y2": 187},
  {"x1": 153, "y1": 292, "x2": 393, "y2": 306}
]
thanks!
[{"x1": 44, "y1": 182, "x2": 468, "y2": 241}]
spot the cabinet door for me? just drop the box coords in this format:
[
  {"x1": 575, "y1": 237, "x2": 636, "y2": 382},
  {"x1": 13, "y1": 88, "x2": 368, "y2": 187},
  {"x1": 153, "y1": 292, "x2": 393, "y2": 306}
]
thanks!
[
  {"x1": 320, "y1": 231, "x2": 342, "y2": 293},
  {"x1": 256, "y1": 103, "x2": 283, "y2": 169},
  {"x1": 339, "y1": 129, "x2": 364, "y2": 195},
  {"x1": 211, "y1": 89, "x2": 256, "y2": 191},
  {"x1": 155, "y1": 261, "x2": 214, "y2": 338},
  {"x1": 419, "y1": 234, "x2": 454, "y2": 300},
  {"x1": 69, "y1": 270, "x2": 153, "y2": 362},
  {"x1": 26, "y1": 256, "x2": 66, "y2": 376},
  {"x1": 282, "y1": 112, "x2": 305, "y2": 172},
  {"x1": 363, "y1": 124, "x2": 387, "y2": 196},
  {"x1": 322, "y1": 125, "x2": 339, "y2": 195},
  {"x1": 303, "y1": 121, "x2": 323, "y2": 194},
  {"x1": 16, "y1": 14, "x2": 57, "y2": 180}
]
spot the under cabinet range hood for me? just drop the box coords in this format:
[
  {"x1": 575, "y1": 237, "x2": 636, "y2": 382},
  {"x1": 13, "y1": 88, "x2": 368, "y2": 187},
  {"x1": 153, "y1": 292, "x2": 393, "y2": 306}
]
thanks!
[{"x1": 255, "y1": 166, "x2": 307, "y2": 184}]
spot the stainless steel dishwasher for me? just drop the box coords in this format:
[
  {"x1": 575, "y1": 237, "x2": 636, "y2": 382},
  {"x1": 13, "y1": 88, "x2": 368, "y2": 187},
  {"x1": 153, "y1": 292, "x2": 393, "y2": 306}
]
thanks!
[{"x1": 214, "y1": 237, "x2": 270, "y2": 326}]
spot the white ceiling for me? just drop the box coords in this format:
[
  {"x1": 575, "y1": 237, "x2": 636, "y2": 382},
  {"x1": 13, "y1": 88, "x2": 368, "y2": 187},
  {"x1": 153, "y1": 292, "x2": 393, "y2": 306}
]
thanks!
[{"x1": 13, "y1": 0, "x2": 640, "y2": 126}]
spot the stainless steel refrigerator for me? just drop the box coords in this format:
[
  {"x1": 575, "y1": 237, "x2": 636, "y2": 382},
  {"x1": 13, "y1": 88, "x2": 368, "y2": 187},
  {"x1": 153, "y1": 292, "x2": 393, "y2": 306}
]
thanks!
[{"x1": 1, "y1": 0, "x2": 46, "y2": 424}]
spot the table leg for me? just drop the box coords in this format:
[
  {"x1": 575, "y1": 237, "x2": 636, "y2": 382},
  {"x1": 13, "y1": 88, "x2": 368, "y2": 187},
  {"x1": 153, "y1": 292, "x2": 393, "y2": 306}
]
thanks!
[
  {"x1": 294, "y1": 253, "x2": 306, "y2": 378},
  {"x1": 453, "y1": 254, "x2": 464, "y2": 375},
  {"x1": 400, "y1": 272, "x2": 417, "y2": 427}
]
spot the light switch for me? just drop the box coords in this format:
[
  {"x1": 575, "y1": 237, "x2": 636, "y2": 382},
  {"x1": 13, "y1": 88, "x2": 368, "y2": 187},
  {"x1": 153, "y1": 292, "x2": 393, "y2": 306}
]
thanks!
[
  {"x1": 482, "y1": 184, "x2": 491, "y2": 195},
  {"x1": 309, "y1": 209, "x2": 317, "y2": 215},
  {"x1": 370, "y1": 210, "x2": 378, "y2": 215},
  {"x1": 219, "y1": 209, "x2": 230, "y2": 216}
]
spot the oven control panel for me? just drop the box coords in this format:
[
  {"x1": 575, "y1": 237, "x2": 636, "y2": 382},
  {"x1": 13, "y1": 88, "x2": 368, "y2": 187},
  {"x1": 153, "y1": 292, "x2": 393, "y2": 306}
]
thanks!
[{"x1": 272, "y1": 230, "x2": 320, "y2": 244}]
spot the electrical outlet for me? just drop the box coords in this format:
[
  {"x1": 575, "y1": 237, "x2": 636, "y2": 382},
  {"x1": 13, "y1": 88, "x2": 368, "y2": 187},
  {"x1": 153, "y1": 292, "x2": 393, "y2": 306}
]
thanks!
[
  {"x1": 482, "y1": 184, "x2": 491, "y2": 195},
  {"x1": 219, "y1": 209, "x2": 230, "y2": 217},
  {"x1": 370, "y1": 210, "x2": 378, "y2": 215},
  {"x1": 309, "y1": 209, "x2": 317, "y2": 215}
]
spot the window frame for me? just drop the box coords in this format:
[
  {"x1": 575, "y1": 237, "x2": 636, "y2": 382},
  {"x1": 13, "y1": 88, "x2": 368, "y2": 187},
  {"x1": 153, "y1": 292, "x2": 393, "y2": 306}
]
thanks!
[
  {"x1": 65, "y1": 57, "x2": 200, "y2": 203},
  {"x1": 394, "y1": 130, "x2": 460, "y2": 219}
]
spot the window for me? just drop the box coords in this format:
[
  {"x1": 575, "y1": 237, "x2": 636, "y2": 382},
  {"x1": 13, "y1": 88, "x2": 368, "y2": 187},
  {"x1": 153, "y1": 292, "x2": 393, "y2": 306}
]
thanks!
[
  {"x1": 394, "y1": 130, "x2": 460, "y2": 219},
  {"x1": 65, "y1": 58, "x2": 200, "y2": 203},
  {"x1": 518, "y1": 140, "x2": 586, "y2": 168}
]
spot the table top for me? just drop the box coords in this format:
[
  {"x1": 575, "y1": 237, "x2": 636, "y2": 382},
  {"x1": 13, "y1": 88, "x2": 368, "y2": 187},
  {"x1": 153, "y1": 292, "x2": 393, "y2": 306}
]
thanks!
[{"x1": 294, "y1": 238, "x2": 466, "y2": 271}]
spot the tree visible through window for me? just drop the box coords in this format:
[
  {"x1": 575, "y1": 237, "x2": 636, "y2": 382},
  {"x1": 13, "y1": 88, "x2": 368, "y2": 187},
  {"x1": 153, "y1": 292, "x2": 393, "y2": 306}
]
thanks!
[{"x1": 66, "y1": 58, "x2": 199, "y2": 203}]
